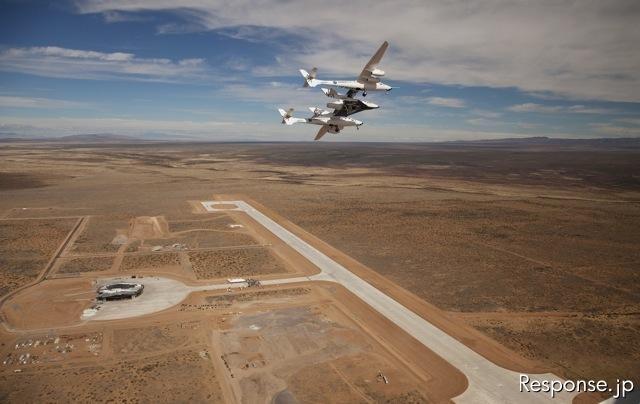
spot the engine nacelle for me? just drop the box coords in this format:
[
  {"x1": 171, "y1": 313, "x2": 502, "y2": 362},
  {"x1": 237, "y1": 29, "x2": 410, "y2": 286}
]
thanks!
[
  {"x1": 371, "y1": 68, "x2": 385, "y2": 77},
  {"x1": 328, "y1": 125, "x2": 340, "y2": 134}
]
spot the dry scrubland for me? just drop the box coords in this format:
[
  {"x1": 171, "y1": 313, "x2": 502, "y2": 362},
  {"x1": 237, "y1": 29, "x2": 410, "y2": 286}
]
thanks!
[
  {"x1": 57, "y1": 256, "x2": 113, "y2": 274},
  {"x1": 0, "y1": 139, "x2": 638, "y2": 393},
  {"x1": 70, "y1": 216, "x2": 127, "y2": 254},
  {"x1": 120, "y1": 252, "x2": 180, "y2": 271},
  {"x1": 0, "y1": 218, "x2": 76, "y2": 295},
  {"x1": 0, "y1": 349, "x2": 223, "y2": 403},
  {"x1": 189, "y1": 247, "x2": 285, "y2": 279}
]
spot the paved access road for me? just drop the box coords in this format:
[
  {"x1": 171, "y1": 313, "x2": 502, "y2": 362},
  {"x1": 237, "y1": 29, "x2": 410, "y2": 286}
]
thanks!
[{"x1": 202, "y1": 200, "x2": 576, "y2": 403}]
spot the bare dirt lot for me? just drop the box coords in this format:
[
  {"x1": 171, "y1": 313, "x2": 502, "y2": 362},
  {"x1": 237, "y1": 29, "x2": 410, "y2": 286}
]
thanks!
[
  {"x1": 2, "y1": 278, "x2": 94, "y2": 329},
  {"x1": 168, "y1": 214, "x2": 237, "y2": 232},
  {"x1": 0, "y1": 139, "x2": 638, "y2": 399}
]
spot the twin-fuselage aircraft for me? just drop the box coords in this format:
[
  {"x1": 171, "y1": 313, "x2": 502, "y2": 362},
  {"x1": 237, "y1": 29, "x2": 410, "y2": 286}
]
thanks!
[{"x1": 279, "y1": 41, "x2": 391, "y2": 140}]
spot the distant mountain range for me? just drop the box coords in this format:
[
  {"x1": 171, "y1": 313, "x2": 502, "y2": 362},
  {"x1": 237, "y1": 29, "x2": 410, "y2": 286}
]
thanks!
[{"x1": 0, "y1": 133, "x2": 638, "y2": 149}]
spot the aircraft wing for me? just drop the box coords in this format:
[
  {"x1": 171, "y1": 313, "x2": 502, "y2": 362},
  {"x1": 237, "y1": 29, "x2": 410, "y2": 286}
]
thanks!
[
  {"x1": 314, "y1": 126, "x2": 329, "y2": 141},
  {"x1": 357, "y1": 41, "x2": 388, "y2": 84}
]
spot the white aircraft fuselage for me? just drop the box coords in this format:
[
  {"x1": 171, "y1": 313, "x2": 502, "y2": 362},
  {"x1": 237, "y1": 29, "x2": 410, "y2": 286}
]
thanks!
[
  {"x1": 307, "y1": 78, "x2": 391, "y2": 92},
  {"x1": 309, "y1": 115, "x2": 362, "y2": 127}
]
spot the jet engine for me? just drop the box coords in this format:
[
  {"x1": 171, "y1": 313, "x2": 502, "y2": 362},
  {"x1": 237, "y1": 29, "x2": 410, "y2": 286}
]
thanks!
[{"x1": 371, "y1": 68, "x2": 385, "y2": 77}]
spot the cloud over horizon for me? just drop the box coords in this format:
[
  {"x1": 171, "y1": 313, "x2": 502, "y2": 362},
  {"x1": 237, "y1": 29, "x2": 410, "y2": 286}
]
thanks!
[
  {"x1": 0, "y1": 46, "x2": 209, "y2": 82},
  {"x1": 75, "y1": 0, "x2": 640, "y2": 102}
]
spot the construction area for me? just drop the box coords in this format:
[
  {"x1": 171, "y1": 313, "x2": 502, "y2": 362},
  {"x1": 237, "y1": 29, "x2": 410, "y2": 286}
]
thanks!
[{"x1": 0, "y1": 196, "x2": 460, "y2": 403}]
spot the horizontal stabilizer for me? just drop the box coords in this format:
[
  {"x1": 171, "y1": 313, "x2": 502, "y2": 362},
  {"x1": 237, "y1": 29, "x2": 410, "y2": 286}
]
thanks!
[
  {"x1": 309, "y1": 106, "x2": 331, "y2": 117},
  {"x1": 278, "y1": 108, "x2": 306, "y2": 125}
]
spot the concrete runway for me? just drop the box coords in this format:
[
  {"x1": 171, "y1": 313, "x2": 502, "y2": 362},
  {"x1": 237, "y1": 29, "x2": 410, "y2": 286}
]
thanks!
[{"x1": 201, "y1": 200, "x2": 576, "y2": 403}]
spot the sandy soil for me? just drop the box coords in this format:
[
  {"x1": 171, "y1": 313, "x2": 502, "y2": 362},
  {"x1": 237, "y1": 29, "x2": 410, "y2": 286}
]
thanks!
[
  {"x1": 2, "y1": 278, "x2": 94, "y2": 330},
  {"x1": 0, "y1": 141, "x2": 637, "y2": 400}
]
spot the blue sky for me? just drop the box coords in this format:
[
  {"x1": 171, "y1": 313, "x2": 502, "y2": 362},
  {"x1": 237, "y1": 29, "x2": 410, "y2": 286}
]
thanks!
[{"x1": 1, "y1": 0, "x2": 639, "y2": 141}]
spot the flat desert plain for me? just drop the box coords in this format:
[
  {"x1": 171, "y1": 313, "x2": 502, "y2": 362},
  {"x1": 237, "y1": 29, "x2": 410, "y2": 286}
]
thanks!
[{"x1": 0, "y1": 139, "x2": 638, "y2": 403}]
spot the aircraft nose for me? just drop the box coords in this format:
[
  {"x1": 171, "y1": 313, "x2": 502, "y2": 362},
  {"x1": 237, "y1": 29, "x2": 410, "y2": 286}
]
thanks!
[{"x1": 355, "y1": 120, "x2": 363, "y2": 126}]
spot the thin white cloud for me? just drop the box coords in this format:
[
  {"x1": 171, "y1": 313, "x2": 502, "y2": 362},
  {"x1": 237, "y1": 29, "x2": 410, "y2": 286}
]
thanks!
[
  {"x1": 427, "y1": 97, "x2": 465, "y2": 108},
  {"x1": 507, "y1": 103, "x2": 564, "y2": 113},
  {"x1": 589, "y1": 123, "x2": 640, "y2": 137},
  {"x1": 507, "y1": 103, "x2": 611, "y2": 114},
  {"x1": 0, "y1": 95, "x2": 90, "y2": 109},
  {"x1": 219, "y1": 82, "x2": 335, "y2": 110},
  {"x1": 617, "y1": 118, "x2": 640, "y2": 126},
  {"x1": 0, "y1": 116, "x2": 238, "y2": 138},
  {"x1": 471, "y1": 109, "x2": 502, "y2": 119},
  {"x1": 466, "y1": 117, "x2": 495, "y2": 126},
  {"x1": 0, "y1": 115, "x2": 581, "y2": 141},
  {"x1": 75, "y1": 0, "x2": 640, "y2": 102},
  {"x1": 566, "y1": 105, "x2": 611, "y2": 114},
  {"x1": 102, "y1": 11, "x2": 150, "y2": 23},
  {"x1": 0, "y1": 46, "x2": 209, "y2": 82}
]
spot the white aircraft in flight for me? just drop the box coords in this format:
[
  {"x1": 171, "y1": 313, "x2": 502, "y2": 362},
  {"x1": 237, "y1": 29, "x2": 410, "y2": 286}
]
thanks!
[
  {"x1": 300, "y1": 41, "x2": 391, "y2": 97},
  {"x1": 278, "y1": 107, "x2": 363, "y2": 141}
]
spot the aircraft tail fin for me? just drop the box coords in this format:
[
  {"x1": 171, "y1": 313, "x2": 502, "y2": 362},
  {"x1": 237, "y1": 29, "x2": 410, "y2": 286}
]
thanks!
[
  {"x1": 300, "y1": 67, "x2": 318, "y2": 87},
  {"x1": 278, "y1": 108, "x2": 306, "y2": 125},
  {"x1": 321, "y1": 87, "x2": 339, "y2": 98}
]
